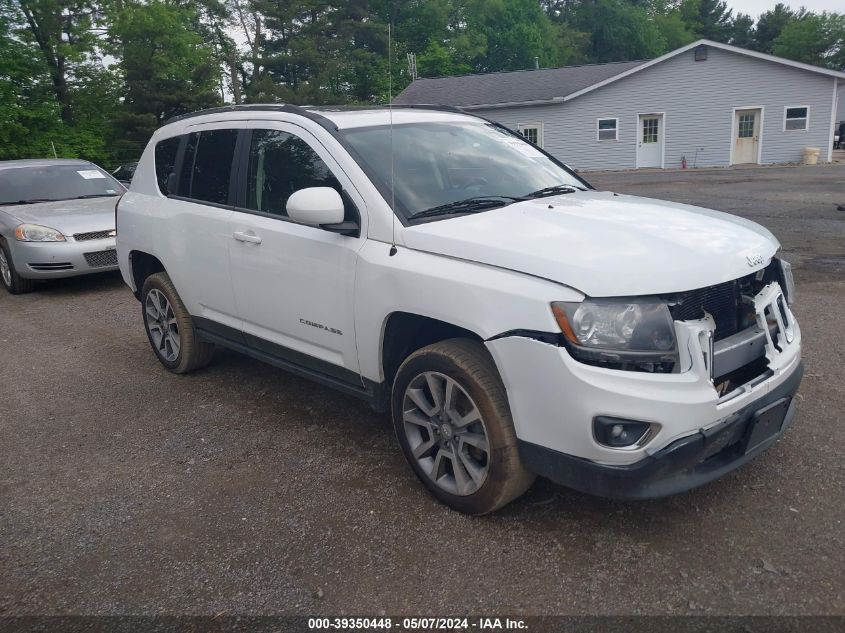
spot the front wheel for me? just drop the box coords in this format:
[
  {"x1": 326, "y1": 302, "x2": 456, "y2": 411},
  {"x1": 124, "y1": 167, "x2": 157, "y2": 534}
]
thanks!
[
  {"x1": 141, "y1": 272, "x2": 214, "y2": 373},
  {"x1": 391, "y1": 338, "x2": 535, "y2": 515},
  {"x1": 0, "y1": 241, "x2": 35, "y2": 294}
]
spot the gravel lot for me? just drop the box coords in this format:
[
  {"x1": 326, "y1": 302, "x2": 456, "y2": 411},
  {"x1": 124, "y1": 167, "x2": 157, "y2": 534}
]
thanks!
[{"x1": 1, "y1": 164, "x2": 844, "y2": 617}]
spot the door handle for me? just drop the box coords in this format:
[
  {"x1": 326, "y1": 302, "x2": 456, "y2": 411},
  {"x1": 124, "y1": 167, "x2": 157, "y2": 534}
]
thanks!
[{"x1": 233, "y1": 231, "x2": 262, "y2": 244}]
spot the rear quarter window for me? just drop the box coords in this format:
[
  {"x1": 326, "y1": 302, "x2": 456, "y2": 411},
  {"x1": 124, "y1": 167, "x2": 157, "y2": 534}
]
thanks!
[{"x1": 154, "y1": 137, "x2": 181, "y2": 195}]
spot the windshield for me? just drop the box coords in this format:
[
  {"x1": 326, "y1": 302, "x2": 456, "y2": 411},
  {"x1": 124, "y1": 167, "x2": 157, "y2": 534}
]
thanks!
[
  {"x1": 341, "y1": 121, "x2": 588, "y2": 220},
  {"x1": 0, "y1": 163, "x2": 124, "y2": 205}
]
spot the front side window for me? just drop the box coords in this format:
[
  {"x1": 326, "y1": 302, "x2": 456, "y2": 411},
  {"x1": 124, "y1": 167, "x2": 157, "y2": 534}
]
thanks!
[
  {"x1": 244, "y1": 130, "x2": 341, "y2": 217},
  {"x1": 154, "y1": 137, "x2": 180, "y2": 195},
  {"x1": 597, "y1": 118, "x2": 618, "y2": 141},
  {"x1": 784, "y1": 107, "x2": 808, "y2": 131},
  {"x1": 341, "y1": 121, "x2": 586, "y2": 220}
]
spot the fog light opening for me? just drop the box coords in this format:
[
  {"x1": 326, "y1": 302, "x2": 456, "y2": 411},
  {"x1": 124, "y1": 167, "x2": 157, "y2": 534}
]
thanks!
[{"x1": 594, "y1": 416, "x2": 655, "y2": 448}]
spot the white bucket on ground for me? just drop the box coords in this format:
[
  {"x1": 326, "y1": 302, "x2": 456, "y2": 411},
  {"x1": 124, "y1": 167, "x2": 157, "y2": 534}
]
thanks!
[{"x1": 802, "y1": 147, "x2": 821, "y2": 165}]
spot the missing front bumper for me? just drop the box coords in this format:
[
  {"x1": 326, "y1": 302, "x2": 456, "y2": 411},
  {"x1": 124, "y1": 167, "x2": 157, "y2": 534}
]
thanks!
[{"x1": 517, "y1": 359, "x2": 803, "y2": 500}]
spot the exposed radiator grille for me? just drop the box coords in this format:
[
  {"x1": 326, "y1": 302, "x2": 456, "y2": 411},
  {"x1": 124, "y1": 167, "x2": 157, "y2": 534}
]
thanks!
[
  {"x1": 29, "y1": 262, "x2": 73, "y2": 271},
  {"x1": 74, "y1": 230, "x2": 114, "y2": 241},
  {"x1": 670, "y1": 279, "x2": 740, "y2": 340},
  {"x1": 83, "y1": 249, "x2": 118, "y2": 268}
]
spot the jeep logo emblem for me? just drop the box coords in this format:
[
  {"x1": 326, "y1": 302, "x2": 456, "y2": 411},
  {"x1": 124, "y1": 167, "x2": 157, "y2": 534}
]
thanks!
[{"x1": 746, "y1": 253, "x2": 764, "y2": 267}]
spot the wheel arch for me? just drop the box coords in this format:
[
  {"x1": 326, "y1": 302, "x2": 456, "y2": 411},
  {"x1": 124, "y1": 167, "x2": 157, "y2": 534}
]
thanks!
[
  {"x1": 129, "y1": 250, "x2": 165, "y2": 299},
  {"x1": 379, "y1": 311, "x2": 485, "y2": 387}
]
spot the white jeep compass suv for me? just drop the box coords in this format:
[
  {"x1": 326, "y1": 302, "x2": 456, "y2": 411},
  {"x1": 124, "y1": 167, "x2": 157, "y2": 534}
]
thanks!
[{"x1": 117, "y1": 104, "x2": 802, "y2": 514}]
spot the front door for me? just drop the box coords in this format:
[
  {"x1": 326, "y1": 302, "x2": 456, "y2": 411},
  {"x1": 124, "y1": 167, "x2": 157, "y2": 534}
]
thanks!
[
  {"x1": 637, "y1": 114, "x2": 663, "y2": 168},
  {"x1": 733, "y1": 109, "x2": 761, "y2": 164},
  {"x1": 227, "y1": 124, "x2": 365, "y2": 378}
]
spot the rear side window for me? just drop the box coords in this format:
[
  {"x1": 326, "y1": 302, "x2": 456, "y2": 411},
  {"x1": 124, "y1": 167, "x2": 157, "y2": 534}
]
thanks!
[
  {"x1": 244, "y1": 130, "x2": 341, "y2": 217},
  {"x1": 177, "y1": 129, "x2": 238, "y2": 205},
  {"x1": 154, "y1": 137, "x2": 181, "y2": 195},
  {"x1": 177, "y1": 133, "x2": 199, "y2": 197}
]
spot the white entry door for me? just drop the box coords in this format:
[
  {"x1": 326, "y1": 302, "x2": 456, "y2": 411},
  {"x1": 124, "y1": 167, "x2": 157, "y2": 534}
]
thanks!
[
  {"x1": 637, "y1": 114, "x2": 663, "y2": 168},
  {"x1": 733, "y1": 108, "x2": 761, "y2": 164}
]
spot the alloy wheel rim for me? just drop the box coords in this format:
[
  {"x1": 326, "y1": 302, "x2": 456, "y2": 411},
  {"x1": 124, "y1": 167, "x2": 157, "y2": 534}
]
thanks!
[
  {"x1": 0, "y1": 250, "x2": 11, "y2": 287},
  {"x1": 145, "y1": 289, "x2": 181, "y2": 362},
  {"x1": 402, "y1": 371, "x2": 490, "y2": 496}
]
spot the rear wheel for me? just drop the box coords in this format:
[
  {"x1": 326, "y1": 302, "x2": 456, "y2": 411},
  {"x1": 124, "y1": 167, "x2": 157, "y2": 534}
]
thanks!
[
  {"x1": 141, "y1": 272, "x2": 214, "y2": 373},
  {"x1": 0, "y1": 241, "x2": 35, "y2": 294},
  {"x1": 391, "y1": 338, "x2": 535, "y2": 514}
]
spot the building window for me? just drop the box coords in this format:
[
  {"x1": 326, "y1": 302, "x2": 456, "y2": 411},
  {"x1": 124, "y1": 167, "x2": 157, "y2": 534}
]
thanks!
[
  {"x1": 694, "y1": 45, "x2": 708, "y2": 62},
  {"x1": 517, "y1": 123, "x2": 542, "y2": 147},
  {"x1": 738, "y1": 114, "x2": 755, "y2": 138},
  {"x1": 784, "y1": 106, "x2": 809, "y2": 131},
  {"x1": 597, "y1": 118, "x2": 618, "y2": 141}
]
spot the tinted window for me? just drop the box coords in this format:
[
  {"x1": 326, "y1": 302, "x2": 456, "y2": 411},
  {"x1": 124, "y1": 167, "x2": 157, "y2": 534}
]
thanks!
[
  {"x1": 0, "y1": 163, "x2": 123, "y2": 205},
  {"x1": 245, "y1": 130, "x2": 341, "y2": 217},
  {"x1": 177, "y1": 132, "x2": 199, "y2": 197},
  {"x1": 189, "y1": 129, "x2": 238, "y2": 205},
  {"x1": 154, "y1": 139, "x2": 180, "y2": 195}
]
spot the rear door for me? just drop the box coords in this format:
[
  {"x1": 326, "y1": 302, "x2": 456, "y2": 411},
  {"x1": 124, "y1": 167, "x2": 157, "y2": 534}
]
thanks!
[
  {"x1": 227, "y1": 121, "x2": 367, "y2": 378},
  {"x1": 161, "y1": 126, "x2": 242, "y2": 334}
]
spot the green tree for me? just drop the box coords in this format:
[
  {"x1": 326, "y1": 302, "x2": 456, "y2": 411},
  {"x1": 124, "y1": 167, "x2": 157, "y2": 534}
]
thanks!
[
  {"x1": 679, "y1": 0, "x2": 733, "y2": 42},
  {"x1": 729, "y1": 13, "x2": 755, "y2": 48},
  {"x1": 14, "y1": 0, "x2": 103, "y2": 123},
  {"x1": 574, "y1": 0, "x2": 667, "y2": 62},
  {"x1": 652, "y1": 3, "x2": 697, "y2": 51},
  {"x1": 109, "y1": 0, "x2": 221, "y2": 156},
  {"x1": 773, "y1": 12, "x2": 845, "y2": 70},
  {"x1": 753, "y1": 4, "x2": 796, "y2": 53}
]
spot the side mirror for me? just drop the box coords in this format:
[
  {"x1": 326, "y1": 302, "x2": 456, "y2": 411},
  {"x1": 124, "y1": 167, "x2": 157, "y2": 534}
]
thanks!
[{"x1": 287, "y1": 187, "x2": 345, "y2": 226}]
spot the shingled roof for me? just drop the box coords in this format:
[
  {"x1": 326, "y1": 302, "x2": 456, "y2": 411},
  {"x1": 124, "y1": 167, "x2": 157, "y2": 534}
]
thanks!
[{"x1": 393, "y1": 60, "x2": 646, "y2": 108}]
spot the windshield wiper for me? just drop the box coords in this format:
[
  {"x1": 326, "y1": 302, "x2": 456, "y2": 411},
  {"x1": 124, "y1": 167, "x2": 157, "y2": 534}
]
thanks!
[
  {"x1": 526, "y1": 184, "x2": 581, "y2": 198},
  {"x1": 1, "y1": 198, "x2": 60, "y2": 205},
  {"x1": 409, "y1": 196, "x2": 523, "y2": 220}
]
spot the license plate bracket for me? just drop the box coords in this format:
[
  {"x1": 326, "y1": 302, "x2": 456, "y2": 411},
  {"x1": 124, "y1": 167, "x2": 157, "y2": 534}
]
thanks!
[{"x1": 744, "y1": 397, "x2": 790, "y2": 453}]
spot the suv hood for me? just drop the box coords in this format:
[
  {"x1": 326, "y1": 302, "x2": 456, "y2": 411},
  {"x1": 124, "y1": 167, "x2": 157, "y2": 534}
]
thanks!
[
  {"x1": 402, "y1": 191, "x2": 779, "y2": 297},
  {"x1": 1, "y1": 196, "x2": 118, "y2": 236}
]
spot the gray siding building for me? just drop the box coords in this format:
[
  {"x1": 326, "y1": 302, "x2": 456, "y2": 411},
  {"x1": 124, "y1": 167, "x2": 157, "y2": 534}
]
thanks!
[{"x1": 395, "y1": 40, "x2": 844, "y2": 171}]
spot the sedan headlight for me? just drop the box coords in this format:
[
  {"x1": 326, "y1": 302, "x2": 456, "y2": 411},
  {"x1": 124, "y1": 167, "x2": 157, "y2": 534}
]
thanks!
[
  {"x1": 14, "y1": 224, "x2": 66, "y2": 242},
  {"x1": 551, "y1": 300, "x2": 678, "y2": 372}
]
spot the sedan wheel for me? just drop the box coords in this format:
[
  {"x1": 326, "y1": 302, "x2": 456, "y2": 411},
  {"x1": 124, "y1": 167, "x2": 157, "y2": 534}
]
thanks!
[{"x1": 0, "y1": 248, "x2": 11, "y2": 287}]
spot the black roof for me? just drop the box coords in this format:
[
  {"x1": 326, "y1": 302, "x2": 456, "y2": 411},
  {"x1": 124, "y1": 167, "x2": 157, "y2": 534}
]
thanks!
[{"x1": 393, "y1": 60, "x2": 645, "y2": 108}]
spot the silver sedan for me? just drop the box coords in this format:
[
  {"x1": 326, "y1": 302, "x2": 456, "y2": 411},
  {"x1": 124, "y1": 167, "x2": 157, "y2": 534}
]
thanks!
[{"x1": 0, "y1": 159, "x2": 126, "y2": 294}]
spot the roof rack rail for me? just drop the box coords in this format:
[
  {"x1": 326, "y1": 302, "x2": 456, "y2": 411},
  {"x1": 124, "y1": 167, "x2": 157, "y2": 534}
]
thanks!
[
  {"x1": 164, "y1": 102, "x2": 469, "y2": 127},
  {"x1": 164, "y1": 103, "x2": 341, "y2": 132}
]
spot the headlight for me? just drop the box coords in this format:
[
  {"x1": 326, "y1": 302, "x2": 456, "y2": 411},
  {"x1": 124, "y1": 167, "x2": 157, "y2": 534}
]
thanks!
[
  {"x1": 778, "y1": 258, "x2": 795, "y2": 305},
  {"x1": 551, "y1": 299, "x2": 678, "y2": 372},
  {"x1": 14, "y1": 224, "x2": 66, "y2": 242}
]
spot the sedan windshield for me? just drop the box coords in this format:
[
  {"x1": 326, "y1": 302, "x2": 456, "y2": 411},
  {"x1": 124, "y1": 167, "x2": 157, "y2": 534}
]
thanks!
[
  {"x1": 0, "y1": 164, "x2": 123, "y2": 205},
  {"x1": 341, "y1": 121, "x2": 588, "y2": 220}
]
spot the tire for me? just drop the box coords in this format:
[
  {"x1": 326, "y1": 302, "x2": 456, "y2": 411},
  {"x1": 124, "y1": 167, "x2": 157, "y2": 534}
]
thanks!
[
  {"x1": 141, "y1": 272, "x2": 214, "y2": 374},
  {"x1": 391, "y1": 338, "x2": 535, "y2": 515},
  {"x1": 0, "y1": 240, "x2": 36, "y2": 295}
]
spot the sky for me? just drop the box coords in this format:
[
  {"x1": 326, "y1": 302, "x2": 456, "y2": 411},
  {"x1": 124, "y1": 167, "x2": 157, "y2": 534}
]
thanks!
[{"x1": 727, "y1": 0, "x2": 843, "y2": 18}]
